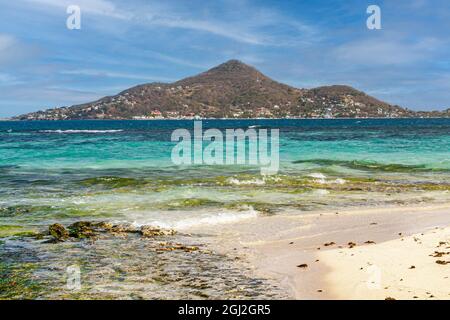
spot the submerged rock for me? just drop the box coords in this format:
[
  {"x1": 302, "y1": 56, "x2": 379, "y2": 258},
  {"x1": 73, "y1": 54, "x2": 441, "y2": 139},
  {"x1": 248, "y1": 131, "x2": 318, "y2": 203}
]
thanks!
[
  {"x1": 48, "y1": 224, "x2": 69, "y2": 241},
  {"x1": 68, "y1": 221, "x2": 138, "y2": 238},
  {"x1": 68, "y1": 221, "x2": 96, "y2": 239},
  {"x1": 93, "y1": 221, "x2": 113, "y2": 231},
  {"x1": 110, "y1": 223, "x2": 139, "y2": 234},
  {"x1": 155, "y1": 243, "x2": 199, "y2": 252},
  {"x1": 44, "y1": 221, "x2": 176, "y2": 242},
  {"x1": 140, "y1": 226, "x2": 176, "y2": 238}
]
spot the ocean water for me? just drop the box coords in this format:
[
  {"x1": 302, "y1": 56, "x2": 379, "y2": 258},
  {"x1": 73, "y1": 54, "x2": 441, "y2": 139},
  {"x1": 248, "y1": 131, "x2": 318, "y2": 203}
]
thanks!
[{"x1": 1, "y1": 118, "x2": 449, "y2": 299}]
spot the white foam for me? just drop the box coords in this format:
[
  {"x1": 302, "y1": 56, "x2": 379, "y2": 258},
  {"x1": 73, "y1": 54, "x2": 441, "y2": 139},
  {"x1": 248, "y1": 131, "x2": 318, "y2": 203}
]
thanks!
[
  {"x1": 308, "y1": 173, "x2": 327, "y2": 180},
  {"x1": 308, "y1": 173, "x2": 346, "y2": 185},
  {"x1": 130, "y1": 207, "x2": 258, "y2": 231},
  {"x1": 39, "y1": 129, "x2": 123, "y2": 134},
  {"x1": 227, "y1": 177, "x2": 266, "y2": 185}
]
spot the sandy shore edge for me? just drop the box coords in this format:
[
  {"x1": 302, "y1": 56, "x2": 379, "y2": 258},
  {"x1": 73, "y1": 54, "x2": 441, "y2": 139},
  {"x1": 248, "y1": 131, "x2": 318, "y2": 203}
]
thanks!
[{"x1": 196, "y1": 203, "x2": 450, "y2": 299}]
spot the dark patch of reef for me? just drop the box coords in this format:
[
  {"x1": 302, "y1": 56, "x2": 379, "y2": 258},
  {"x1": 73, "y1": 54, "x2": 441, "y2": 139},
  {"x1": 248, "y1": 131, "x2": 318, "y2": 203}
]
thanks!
[{"x1": 46, "y1": 221, "x2": 178, "y2": 242}]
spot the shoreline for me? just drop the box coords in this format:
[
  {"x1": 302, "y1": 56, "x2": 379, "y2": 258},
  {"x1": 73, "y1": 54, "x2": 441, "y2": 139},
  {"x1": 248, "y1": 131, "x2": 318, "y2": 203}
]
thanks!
[
  {"x1": 2, "y1": 117, "x2": 450, "y2": 121},
  {"x1": 1, "y1": 202, "x2": 449, "y2": 299},
  {"x1": 193, "y1": 203, "x2": 450, "y2": 299}
]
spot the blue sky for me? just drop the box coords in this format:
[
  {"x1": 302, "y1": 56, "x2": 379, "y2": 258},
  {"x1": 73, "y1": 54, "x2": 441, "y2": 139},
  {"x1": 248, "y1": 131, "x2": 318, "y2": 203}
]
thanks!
[{"x1": 0, "y1": 0, "x2": 449, "y2": 117}]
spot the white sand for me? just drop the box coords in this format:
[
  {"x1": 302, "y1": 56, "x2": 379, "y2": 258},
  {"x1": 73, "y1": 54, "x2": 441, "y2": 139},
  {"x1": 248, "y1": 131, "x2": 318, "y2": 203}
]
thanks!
[
  {"x1": 195, "y1": 203, "x2": 450, "y2": 299},
  {"x1": 319, "y1": 227, "x2": 450, "y2": 300}
]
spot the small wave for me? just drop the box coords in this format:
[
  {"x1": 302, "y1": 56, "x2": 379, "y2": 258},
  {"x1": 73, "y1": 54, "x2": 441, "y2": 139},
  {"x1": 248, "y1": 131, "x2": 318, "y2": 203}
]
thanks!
[
  {"x1": 39, "y1": 129, "x2": 124, "y2": 134},
  {"x1": 226, "y1": 175, "x2": 282, "y2": 186},
  {"x1": 307, "y1": 173, "x2": 346, "y2": 185},
  {"x1": 131, "y1": 207, "x2": 258, "y2": 230},
  {"x1": 294, "y1": 159, "x2": 448, "y2": 172},
  {"x1": 308, "y1": 172, "x2": 327, "y2": 184},
  {"x1": 227, "y1": 177, "x2": 266, "y2": 186},
  {"x1": 308, "y1": 173, "x2": 327, "y2": 180},
  {"x1": 79, "y1": 176, "x2": 145, "y2": 188}
]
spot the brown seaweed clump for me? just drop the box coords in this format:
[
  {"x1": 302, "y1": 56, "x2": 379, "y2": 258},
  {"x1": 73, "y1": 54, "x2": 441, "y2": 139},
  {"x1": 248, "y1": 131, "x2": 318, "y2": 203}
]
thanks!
[{"x1": 140, "y1": 226, "x2": 176, "y2": 237}]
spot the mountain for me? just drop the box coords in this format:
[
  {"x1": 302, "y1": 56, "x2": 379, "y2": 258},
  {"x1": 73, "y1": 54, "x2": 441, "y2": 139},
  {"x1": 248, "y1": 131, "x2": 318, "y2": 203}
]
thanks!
[{"x1": 14, "y1": 60, "x2": 440, "y2": 120}]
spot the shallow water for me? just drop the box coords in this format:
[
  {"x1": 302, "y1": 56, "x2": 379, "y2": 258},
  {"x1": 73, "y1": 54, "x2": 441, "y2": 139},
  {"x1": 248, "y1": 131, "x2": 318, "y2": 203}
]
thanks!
[
  {"x1": 1, "y1": 119, "x2": 449, "y2": 298},
  {"x1": 0, "y1": 232, "x2": 287, "y2": 299}
]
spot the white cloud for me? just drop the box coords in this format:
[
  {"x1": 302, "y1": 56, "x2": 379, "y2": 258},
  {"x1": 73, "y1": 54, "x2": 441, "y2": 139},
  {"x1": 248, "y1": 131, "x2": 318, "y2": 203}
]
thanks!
[
  {"x1": 0, "y1": 85, "x2": 107, "y2": 108},
  {"x1": 25, "y1": 0, "x2": 130, "y2": 19},
  {"x1": 23, "y1": 0, "x2": 316, "y2": 46},
  {"x1": 60, "y1": 68, "x2": 174, "y2": 82},
  {"x1": 0, "y1": 73, "x2": 22, "y2": 85},
  {"x1": 139, "y1": 4, "x2": 318, "y2": 46},
  {"x1": 139, "y1": 50, "x2": 209, "y2": 69},
  {"x1": 0, "y1": 34, "x2": 39, "y2": 66},
  {"x1": 333, "y1": 38, "x2": 442, "y2": 66},
  {"x1": 0, "y1": 34, "x2": 16, "y2": 51},
  {"x1": 145, "y1": 15, "x2": 265, "y2": 45},
  {"x1": 0, "y1": 34, "x2": 22, "y2": 63}
]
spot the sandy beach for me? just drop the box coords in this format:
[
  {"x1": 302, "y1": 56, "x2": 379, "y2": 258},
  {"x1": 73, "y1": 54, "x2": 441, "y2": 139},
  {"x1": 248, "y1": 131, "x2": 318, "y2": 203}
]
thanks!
[{"x1": 196, "y1": 203, "x2": 450, "y2": 300}]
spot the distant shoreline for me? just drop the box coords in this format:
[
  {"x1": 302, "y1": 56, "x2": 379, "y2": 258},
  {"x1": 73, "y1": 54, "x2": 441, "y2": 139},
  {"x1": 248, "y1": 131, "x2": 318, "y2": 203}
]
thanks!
[
  {"x1": 11, "y1": 61, "x2": 449, "y2": 122},
  {"x1": 2, "y1": 116, "x2": 450, "y2": 122}
]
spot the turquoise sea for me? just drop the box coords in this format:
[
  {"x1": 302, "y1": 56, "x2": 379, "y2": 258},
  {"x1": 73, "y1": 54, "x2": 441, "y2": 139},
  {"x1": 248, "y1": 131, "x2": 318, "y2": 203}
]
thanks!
[{"x1": 1, "y1": 118, "x2": 450, "y2": 299}]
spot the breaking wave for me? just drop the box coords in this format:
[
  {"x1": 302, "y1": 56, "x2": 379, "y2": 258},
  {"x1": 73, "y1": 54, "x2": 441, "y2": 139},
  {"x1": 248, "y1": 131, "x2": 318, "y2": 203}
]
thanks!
[
  {"x1": 129, "y1": 207, "x2": 259, "y2": 230},
  {"x1": 39, "y1": 129, "x2": 124, "y2": 134}
]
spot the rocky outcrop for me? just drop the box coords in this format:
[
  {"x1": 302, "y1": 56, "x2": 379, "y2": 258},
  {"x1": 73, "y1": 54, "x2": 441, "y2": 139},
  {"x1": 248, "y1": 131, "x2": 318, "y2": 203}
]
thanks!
[{"x1": 46, "y1": 221, "x2": 176, "y2": 242}]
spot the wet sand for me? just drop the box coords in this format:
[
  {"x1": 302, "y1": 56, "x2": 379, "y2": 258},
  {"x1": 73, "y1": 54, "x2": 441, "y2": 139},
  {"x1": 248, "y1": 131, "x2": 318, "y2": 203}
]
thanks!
[{"x1": 195, "y1": 203, "x2": 450, "y2": 299}]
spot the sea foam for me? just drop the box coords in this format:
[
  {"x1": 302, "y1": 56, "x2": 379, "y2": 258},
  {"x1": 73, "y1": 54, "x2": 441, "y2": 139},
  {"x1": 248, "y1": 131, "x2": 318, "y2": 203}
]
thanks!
[
  {"x1": 39, "y1": 129, "x2": 124, "y2": 133},
  {"x1": 129, "y1": 207, "x2": 258, "y2": 231}
]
